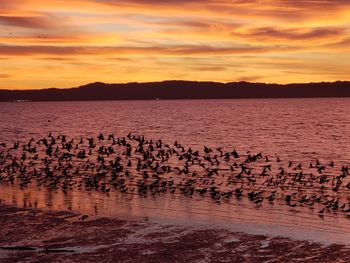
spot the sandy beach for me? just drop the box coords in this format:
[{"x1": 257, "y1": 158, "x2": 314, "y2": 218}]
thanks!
[{"x1": 0, "y1": 204, "x2": 349, "y2": 263}]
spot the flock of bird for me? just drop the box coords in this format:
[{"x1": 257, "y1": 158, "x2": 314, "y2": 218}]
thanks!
[{"x1": 0, "y1": 132, "x2": 350, "y2": 218}]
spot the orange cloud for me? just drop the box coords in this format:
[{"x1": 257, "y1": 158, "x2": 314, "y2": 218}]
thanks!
[
  {"x1": 0, "y1": 0, "x2": 349, "y2": 89},
  {"x1": 0, "y1": 44, "x2": 303, "y2": 57},
  {"x1": 0, "y1": 15, "x2": 55, "y2": 29},
  {"x1": 0, "y1": 74, "x2": 12, "y2": 78},
  {"x1": 232, "y1": 26, "x2": 348, "y2": 45}
]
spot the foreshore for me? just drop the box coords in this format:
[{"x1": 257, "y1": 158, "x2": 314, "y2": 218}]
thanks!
[{"x1": 0, "y1": 204, "x2": 349, "y2": 263}]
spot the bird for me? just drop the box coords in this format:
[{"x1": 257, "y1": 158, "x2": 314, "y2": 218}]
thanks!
[
  {"x1": 79, "y1": 215, "x2": 89, "y2": 221},
  {"x1": 1, "y1": 132, "x2": 348, "y2": 220}
]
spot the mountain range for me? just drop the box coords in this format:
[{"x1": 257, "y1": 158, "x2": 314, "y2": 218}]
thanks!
[{"x1": 1, "y1": 80, "x2": 350, "y2": 101}]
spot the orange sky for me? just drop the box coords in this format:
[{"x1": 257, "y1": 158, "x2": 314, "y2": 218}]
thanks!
[{"x1": 1, "y1": 0, "x2": 350, "y2": 89}]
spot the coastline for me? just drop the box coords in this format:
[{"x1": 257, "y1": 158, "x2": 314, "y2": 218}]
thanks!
[
  {"x1": 0, "y1": 204, "x2": 349, "y2": 263},
  {"x1": 1, "y1": 80, "x2": 350, "y2": 102}
]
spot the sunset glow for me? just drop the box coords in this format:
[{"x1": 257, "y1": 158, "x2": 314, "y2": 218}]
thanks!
[{"x1": 1, "y1": 0, "x2": 350, "y2": 89}]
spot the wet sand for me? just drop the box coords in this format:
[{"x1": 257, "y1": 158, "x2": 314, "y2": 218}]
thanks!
[{"x1": 0, "y1": 204, "x2": 349, "y2": 263}]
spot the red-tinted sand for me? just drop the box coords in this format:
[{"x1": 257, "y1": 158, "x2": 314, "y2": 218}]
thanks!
[{"x1": 0, "y1": 204, "x2": 349, "y2": 263}]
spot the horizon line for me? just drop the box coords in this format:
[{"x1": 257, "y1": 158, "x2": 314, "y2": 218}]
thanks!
[{"x1": 1, "y1": 79, "x2": 350, "y2": 91}]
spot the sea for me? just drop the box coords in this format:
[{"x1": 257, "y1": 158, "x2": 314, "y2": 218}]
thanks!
[{"x1": 0, "y1": 98, "x2": 350, "y2": 245}]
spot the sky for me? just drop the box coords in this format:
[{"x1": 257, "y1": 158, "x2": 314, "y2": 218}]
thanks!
[{"x1": 1, "y1": 0, "x2": 350, "y2": 89}]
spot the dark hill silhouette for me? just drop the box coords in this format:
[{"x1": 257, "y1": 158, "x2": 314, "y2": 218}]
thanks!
[{"x1": 0, "y1": 80, "x2": 350, "y2": 101}]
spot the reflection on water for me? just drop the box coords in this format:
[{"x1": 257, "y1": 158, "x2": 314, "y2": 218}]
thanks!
[
  {"x1": 0, "y1": 98, "x2": 350, "y2": 162},
  {"x1": 0, "y1": 184, "x2": 349, "y2": 246},
  {"x1": 0, "y1": 98, "x2": 350, "y2": 246}
]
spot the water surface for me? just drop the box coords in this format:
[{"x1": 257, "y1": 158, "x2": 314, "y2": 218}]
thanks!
[{"x1": 0, "y1": 98, "x2": 349, "y2": 245}]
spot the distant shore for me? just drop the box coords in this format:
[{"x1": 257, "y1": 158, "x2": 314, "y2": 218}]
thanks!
[
  {"x1": 0, "y1": 204, "x2": 349, "y2": 262},
  {"x1": 1, "y1": 80, "x2": 350, "y2": 101}
]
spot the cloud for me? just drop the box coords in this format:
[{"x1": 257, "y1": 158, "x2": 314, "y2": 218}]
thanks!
[
  {"x1": 323, "y1": 37, "x2": 350, "y2": 50},
  {"x1": 0, "y1": 15, "x2": 56, "y2": 29},
  {"x1": 0, "y1": 44, "x2": 300, "y2": 56},
  {"x1": 0, "y1": 0, "x2": 350, "y2": 89},
  {"x1": 236, "y1": 75, "x2": 263, "y2": 82},
  {"x1": 190, "y1": 66, "x2": 227, "y2": 72},
  {"x1": 92, "y1": 0, "x2": 350, "y2": 9},
  {"x1": 86, "y1": 0, "x2": 350, "y2": 23},
  {"x1": 234, "y1": 26, "x2": 347, "y2": 43},
  {"x1": 0, "y1": 73, "x2": 11, "y2": 78}
]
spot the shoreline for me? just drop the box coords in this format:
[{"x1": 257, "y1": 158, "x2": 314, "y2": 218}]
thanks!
[{"x1": 0, "y1": 204, "x2": 349, "y2": 262}]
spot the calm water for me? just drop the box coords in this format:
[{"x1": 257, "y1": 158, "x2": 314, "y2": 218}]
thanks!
[
  {"x1": 1, "y1": 98, "x2": 349, "y2": 162},
  {"x1": 0, "y1": 98, "x2": 350, "y2": 245}
]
